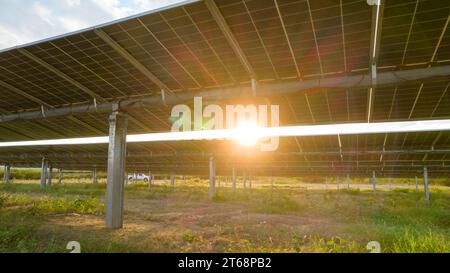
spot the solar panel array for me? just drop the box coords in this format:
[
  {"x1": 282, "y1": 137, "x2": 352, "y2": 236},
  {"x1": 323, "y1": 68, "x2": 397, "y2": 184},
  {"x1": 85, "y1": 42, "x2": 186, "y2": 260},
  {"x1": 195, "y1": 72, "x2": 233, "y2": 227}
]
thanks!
[{"x1": 0, "y1": 0, "x2": 449, "y2": 177}]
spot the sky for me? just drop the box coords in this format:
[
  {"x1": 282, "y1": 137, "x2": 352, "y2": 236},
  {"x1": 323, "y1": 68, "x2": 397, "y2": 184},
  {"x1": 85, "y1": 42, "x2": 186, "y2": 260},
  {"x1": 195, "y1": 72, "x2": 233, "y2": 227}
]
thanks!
[{"x1": 0, "y1": 0, "x2": 187, "y2": 50}]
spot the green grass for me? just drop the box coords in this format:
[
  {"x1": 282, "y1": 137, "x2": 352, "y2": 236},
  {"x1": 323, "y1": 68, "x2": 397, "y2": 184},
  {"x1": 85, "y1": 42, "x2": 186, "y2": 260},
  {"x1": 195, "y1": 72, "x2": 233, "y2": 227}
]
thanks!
[
  {"x1": 390, "y1": 228, "x2": 449, "y2": 253},
  {"x1": 0, "y1": 193, "x2": 104, "y2": 215},
  {"x1": 253, "y1": 194, "x2": 302, "y2": 214},
  {"x1": 0, "y1": 180, "x2": 449, "y2": 253}
]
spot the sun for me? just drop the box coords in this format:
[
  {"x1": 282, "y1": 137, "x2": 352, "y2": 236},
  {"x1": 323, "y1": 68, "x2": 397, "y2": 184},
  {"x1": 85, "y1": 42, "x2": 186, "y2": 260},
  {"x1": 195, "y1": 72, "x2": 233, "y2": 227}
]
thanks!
[{"x1": 233, "y1": 121, "x2": 260, "y2": 147}]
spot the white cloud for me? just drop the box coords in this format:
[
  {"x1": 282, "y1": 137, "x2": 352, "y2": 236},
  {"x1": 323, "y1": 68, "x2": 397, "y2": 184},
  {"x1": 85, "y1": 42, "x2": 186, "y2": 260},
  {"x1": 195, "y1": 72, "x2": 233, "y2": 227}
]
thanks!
[
  {"x1": 0, "y1": 0, "x2": 187, "y2": 50},
  {"x1": 66, "y1": 0, "x2": 81, "y2": 7},
  {"x1": 58, "y1": 17, "x2": 89, "y2": 31},
  {"x1": 0, "y1": 24, "x2": 26, "y2": 49},
  {"x1": 32, "y1": 2, "x2": 54, "y2": 26},
  {"x1": 133, "y1": 0, "x2": 186, "y2": 10}
]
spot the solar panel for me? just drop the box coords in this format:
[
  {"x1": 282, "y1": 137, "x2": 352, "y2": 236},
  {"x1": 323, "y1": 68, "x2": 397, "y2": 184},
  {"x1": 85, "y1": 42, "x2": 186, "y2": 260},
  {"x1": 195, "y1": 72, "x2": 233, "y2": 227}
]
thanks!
[{"x1": 0, "y1": 0, "x2": 449, "y2": 176}]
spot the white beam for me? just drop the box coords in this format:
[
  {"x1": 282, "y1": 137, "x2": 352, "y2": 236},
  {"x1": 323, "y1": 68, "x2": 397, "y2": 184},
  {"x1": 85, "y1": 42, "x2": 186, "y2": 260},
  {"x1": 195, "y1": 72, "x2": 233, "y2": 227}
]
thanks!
[{"x1": 1, "y1": 119, "x2": 450, "y2": 148}]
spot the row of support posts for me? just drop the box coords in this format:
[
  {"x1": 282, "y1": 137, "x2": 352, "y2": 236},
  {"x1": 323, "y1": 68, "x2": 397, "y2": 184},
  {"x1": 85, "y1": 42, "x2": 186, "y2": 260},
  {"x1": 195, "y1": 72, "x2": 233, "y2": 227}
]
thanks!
[
  {"x1": 369, "y1": 169, "x2": 429, "y2": 204},
  {"x1": 325, "y1": 171, "x2": 429, "y2": 205},
  {"x1": 91, "y1": 107, "x2": 436, "y2": 229},
  {"x1": 207, "y1": 163, "x2": 261, "y2": 196},
  {"x1": 4, "y1": 152, "x2": 434, "y2": 232}
]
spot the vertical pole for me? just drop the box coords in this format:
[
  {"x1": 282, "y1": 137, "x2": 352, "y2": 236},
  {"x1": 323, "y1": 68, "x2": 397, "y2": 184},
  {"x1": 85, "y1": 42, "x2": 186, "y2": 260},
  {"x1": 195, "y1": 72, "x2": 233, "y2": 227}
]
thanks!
[
  {"x1": 105, "y1": 110, "x2": 128, "y2": 229},
  {"x1": 4, "y1": 165, "x2": 11, "y2": 183},
  {"x1": 217, "y1": 176, "x2": 221, "y2": 188},
  {"x1": 47, "y1": 165, "x2": 52, "y2": 186},
  {"x1": 209, "y1": 156, "x2": 216, "y2": 199},
  {"x1": 183, "y1": 175, "x2": 186, "y2": 183},
  {"x1": 415, "y1": 175, "x2": 418, "y2": 191},
  {"x1": 372, "y1": 171, "x2": 376, "y2": 193},
  {"x1": 423, "y1": 167, "x2": 430, "y2": 205},
  {"x1": 243, "y1": 171, "x2": 247, "y2": 189},
  {"x1": 58, "y1": 168, "x2": 63, "y2": 184},
  {"x1": 170, "y1": 173, "x2": 175, "y2": 189},
  {"x1": 93, "y1": 167, "x2": 98, "y2": 184},
  {"x1": 346, "y1": 174, "x2": 350, "y2": 190},
  {"x1": 40, "y1": 157, "x2": 47, "y2": 191},
  {"x1": 148, "y1": 170, "x2": 152, "y2": 189},
  {"x1": 249, "y1": 173, "x2": 252, "y2": 189},
  {"x1": 232, "y1": 165, "x2": 236, "y2": 192}
]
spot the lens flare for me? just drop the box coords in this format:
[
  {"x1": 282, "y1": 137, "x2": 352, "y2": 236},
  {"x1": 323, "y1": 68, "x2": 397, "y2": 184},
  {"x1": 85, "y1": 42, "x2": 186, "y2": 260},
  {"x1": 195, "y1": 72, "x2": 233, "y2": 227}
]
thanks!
[{"x1": 234, "y1": 121, "x2": 260, "y2": 146}]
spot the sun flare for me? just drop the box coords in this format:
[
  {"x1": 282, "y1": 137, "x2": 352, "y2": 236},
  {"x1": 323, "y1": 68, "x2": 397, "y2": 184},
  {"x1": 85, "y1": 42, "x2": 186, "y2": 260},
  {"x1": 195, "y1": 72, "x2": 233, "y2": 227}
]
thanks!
[{"x1": 233, "y1": 121, "x2": 260, "y2": 147}]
